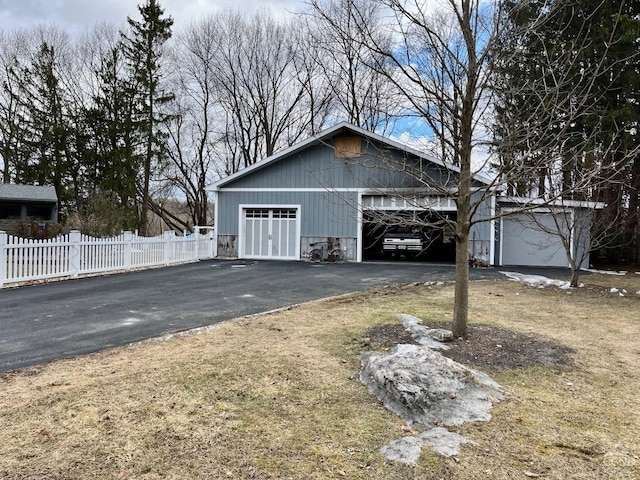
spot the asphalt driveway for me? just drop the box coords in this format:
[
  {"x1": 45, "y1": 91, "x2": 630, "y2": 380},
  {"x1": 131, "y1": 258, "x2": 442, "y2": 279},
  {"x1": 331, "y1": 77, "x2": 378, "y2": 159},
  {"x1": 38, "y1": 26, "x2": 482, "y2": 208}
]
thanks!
[{"x1": 0, "y1": 259, "x2": 560, "y2": 373}]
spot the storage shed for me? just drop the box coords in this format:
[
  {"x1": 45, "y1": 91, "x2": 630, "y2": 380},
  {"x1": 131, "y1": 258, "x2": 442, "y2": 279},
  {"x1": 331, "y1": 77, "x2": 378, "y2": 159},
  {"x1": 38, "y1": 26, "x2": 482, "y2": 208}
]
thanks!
[{"x1": 496, "y1": 197, "x2": 602, "y2": 268}]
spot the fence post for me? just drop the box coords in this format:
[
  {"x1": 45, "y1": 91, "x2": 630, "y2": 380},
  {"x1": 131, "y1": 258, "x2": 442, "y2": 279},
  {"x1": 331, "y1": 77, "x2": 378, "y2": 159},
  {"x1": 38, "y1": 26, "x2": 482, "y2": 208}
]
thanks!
[
  {"x1": 69, "y1": 230, "x2": 81, "y2": 278},
  {"x1": 164, "y1": 231, "x2": 172, "y2": 265},
  {"x1": 194, "y1": 228, "x2": 200, "y2": 260},
  {"x1": 123, "y1": 231, "x2": 133, "y2": 270},
  {"x1": 0, "y1": 231, "x2": 6, "y2": 287}
]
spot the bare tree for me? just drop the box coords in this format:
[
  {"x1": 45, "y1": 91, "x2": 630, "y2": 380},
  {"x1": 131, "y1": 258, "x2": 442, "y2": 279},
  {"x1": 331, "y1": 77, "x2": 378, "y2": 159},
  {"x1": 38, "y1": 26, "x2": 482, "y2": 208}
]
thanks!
[
  {"x1": 210, "y1": 10, "x2": 317, "y2": 174},
  {"x1": 302, "y1": 0, "x2": 401, "y2": 133},
  {"x1": 161, "y1": 18, "x2": 224, "y2": 229},
  {"x1": 306, "y1": 0, "x2": 639, "y2": 337},
  {"x1": 306, "y1": 0, "x2": 501, "y2": 337}
]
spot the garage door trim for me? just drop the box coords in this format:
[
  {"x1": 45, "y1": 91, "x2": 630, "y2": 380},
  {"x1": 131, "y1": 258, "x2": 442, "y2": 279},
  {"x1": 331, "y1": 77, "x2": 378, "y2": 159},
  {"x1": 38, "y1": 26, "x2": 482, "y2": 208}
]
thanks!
[{"x1": 238, "y1": 204, "x2": 301, "y2": 260}]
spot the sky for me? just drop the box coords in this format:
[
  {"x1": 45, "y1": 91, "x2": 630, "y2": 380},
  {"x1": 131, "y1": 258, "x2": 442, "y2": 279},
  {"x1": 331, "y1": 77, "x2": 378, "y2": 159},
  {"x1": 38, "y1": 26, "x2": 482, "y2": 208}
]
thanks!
[{"x1": 0, "y1": 0, "x2": 302, "y2": 37}]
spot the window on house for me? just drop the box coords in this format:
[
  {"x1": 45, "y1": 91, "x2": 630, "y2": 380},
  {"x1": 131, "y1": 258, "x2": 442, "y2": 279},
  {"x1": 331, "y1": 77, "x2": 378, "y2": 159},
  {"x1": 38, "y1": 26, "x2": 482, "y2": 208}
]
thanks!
[
  {"x1": 0, "y1": 202, "x2": 22, "y2": 219},
  {"x1": 26, "y1": 204, "x2": 53, "y2": 220}
]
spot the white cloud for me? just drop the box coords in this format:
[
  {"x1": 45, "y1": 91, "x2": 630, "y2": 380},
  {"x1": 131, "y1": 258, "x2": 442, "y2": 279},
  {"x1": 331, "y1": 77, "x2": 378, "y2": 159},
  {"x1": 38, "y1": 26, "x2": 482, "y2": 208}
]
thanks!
[{"x1": 0, "y1": 0, "x2": 302, "y2": 36}]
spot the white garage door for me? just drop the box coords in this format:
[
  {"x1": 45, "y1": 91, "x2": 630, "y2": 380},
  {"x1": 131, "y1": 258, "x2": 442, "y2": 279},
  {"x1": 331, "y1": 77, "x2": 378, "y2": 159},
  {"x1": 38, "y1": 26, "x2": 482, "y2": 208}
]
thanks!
[
  {"x1": 241, "y1": 207, "x2": 300, "y2": 260},
  {"x1": 501, "y1": 214, "x2": 569, "y2": 267}
]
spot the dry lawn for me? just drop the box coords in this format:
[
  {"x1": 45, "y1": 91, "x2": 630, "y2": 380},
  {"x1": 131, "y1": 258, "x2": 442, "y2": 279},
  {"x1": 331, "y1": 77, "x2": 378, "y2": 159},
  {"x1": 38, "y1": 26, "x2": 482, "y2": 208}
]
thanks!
[{"x1": 1, "y1": 273, "x2": 639, "y2": 479}]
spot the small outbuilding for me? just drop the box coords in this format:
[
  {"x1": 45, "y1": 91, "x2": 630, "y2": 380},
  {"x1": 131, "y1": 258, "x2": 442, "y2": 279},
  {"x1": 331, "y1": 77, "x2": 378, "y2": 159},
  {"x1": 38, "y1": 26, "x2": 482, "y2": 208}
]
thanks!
[
  {"x1": 0, "y1": 184, "x2": 58, "y2": 235},
  {"x1": 208, "y1": 123, "x2": 595, "y2": 268}
]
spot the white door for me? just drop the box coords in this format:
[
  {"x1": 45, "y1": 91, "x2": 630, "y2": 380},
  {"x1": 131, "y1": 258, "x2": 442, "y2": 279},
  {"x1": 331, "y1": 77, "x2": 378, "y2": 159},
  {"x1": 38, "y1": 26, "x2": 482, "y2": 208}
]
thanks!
[{"x1": 242, "y1": 207, "x2": 299, "y2": 260}]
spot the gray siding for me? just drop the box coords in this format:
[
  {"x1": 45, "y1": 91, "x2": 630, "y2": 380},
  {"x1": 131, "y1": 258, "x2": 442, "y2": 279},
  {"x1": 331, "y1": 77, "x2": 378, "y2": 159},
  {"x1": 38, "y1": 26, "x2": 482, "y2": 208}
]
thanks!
[
  {"x1": 501, "y1": 213, "x2": 569, "y2": 267},
  {"x1": 217, "y1": 190, "x2": 359, "y2": 238},
  {"x1": 573, "y1": 209, "x2": 591, "y2": 268},
  {"x1": 222, "y1": 141, "x2": 456, "y2": 191},
  {"x1": 469, "y1": 192, "x2": 494, "y2": 263}
]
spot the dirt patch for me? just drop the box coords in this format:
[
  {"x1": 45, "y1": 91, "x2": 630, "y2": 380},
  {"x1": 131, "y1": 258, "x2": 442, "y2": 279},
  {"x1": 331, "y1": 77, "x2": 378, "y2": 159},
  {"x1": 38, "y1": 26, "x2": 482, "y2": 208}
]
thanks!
[{"x1": 367, "y1": 321, "x2": 575, "y2": 372}]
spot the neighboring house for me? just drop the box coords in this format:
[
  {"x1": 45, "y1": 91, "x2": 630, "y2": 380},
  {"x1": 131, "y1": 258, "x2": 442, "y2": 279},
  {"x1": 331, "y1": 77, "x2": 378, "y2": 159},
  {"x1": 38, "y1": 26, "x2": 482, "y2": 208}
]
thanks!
[
  {"x1": 207, "y1": 122, "x2": 595, "y2": 268},
  {"x1": 0, "y1": 184, "x2": 58, "y2": 235}
]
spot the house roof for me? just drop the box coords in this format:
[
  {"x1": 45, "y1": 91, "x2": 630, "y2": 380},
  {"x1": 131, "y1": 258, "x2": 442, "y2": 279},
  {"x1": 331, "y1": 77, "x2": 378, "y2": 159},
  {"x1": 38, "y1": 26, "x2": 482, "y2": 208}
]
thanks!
[
  {"x1": 207, "y1": 122, "x2": 494, "y2": 191},
  {"x1": 0, "y1": 184, "x2": 58, "y2": 203}
]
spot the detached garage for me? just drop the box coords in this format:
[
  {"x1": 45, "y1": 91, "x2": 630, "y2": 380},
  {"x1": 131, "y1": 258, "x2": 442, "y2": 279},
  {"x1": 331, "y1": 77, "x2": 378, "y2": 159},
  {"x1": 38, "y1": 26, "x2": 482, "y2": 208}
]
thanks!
[
  {"x1": 208, "y1": 122, "x2": 596, "y2": 268},
  {"x1": 208, "y1": 122, "x2": 494, "y2": 264}
]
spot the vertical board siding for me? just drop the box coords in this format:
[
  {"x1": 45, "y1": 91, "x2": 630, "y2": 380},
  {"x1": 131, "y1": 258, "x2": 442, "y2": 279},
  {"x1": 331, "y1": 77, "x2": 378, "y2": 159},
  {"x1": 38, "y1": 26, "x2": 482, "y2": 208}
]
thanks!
[
  {"x1": 222, "y1": 142, "x2": 456, "y2": 191},
  {"x1": 218, "y1": 191, "x2": 359, "y2": 238},
  {"x1": 0, "y1": 231, "x2": 215, "y2": 286}
]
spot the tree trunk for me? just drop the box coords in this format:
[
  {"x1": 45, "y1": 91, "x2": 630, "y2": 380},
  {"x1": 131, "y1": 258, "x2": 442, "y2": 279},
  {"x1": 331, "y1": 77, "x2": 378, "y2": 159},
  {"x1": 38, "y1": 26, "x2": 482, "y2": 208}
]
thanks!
[
  {"x1": 570, "y1": 266, "x2": 581, "y2": 288},
  {"x1": 452, "y1": 226, "x2": 470, "y2": 338}
]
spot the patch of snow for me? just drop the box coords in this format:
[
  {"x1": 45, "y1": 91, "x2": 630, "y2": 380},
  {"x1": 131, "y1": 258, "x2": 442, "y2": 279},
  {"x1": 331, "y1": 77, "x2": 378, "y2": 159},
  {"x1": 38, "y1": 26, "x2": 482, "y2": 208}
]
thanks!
[
  {"x1": 380, "y1": 427, "x2": 469, "y2": 464},
  {"x1": 610, "y1": 288, "x2": 619, "y2": 294},
  {"x1": 582, "y1": 268, "x2": 627, "y2": 276},
  {"x1": 500, "y1": 271, "x2": 571, "y2": 289},
  {"x1": 397, "y1": 313, "x2": 451, "y2": 350}
]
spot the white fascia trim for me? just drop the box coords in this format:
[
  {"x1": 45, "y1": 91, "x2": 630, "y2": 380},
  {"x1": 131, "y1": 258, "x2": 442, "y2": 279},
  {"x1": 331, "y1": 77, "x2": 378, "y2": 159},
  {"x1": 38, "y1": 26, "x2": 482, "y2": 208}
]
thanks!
[
  {"x1": 499, "y1": 206, "x2": 566, "y2": 215},
  {"x1": 489, "y1": 194, "x2": 496, "y2": 265},
  {"x1": 498, "y1": 196, "x2": 605, "y2": 209},
  {"x1": 213, "y1": 191, "x2": 219, "y2": 257},
  {"x1": 220, "y1": 187, "x2": 363, "y2": 193}
]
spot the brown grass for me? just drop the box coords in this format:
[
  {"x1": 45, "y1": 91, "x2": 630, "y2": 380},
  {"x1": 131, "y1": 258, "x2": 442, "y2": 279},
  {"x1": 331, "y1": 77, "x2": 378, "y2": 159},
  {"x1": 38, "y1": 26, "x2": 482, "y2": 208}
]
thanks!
[{"x1": 1, "y1": 274, "x2": 639, "y2": 479}]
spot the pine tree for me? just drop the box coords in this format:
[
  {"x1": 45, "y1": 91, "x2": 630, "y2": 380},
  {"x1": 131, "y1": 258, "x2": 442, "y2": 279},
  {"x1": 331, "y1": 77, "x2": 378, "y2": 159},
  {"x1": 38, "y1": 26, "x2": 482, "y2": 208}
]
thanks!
[
  {"x1": 493, "y1": 0, "x2": 640, "y2": 264},
  {"x1": 121, "y1": 0, "x2": 174, "y2": 236},
  {"x1": 82, "y1": 46, "x2": 141, "y2": 230},
  {"x1": 9, "y1": 42, "x2": 76, "y2": 216}
]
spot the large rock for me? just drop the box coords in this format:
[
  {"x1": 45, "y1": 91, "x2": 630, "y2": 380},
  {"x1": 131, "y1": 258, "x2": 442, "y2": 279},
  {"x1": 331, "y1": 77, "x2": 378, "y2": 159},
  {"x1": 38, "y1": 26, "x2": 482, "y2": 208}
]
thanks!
[{"x1": 359, "y1": 344, "x2": 505, "y2": 430}]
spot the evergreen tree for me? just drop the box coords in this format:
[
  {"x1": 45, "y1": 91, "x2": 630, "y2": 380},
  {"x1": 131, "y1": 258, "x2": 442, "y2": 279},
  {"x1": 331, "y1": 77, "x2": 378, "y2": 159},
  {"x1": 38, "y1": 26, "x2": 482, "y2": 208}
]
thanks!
[
  {"x1": 82, "y1": 46, "x2": 141, "y2": 231},
  {"x1": 493, "y1": 0, "x2": 640, "y2": 263},
  {"x1": 121, "y1": 0, "x2": 174, "y2": 236},
  {"x1": 8, "y1": 42, "x2": 76, "y2": 216}
]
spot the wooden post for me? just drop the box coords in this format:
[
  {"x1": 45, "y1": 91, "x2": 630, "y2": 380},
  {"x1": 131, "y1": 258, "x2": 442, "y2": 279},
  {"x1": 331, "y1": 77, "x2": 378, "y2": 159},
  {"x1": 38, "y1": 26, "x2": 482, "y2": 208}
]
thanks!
[
  {"x1": 69, "y1": 230, "x2": 81, "y2": 278},
  {"x1": 123, "y1": 231, "x2": 133, "y2": 271},
  {"x1": 0, "y1": 231, "x2": 6, "y2": 287}
]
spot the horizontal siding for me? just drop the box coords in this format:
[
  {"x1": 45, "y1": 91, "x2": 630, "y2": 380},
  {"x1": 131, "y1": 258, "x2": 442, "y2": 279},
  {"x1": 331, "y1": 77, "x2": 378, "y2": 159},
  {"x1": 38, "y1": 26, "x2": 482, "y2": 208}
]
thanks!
[{"x1": 217, "y1": 190, "x2": 359, "y2": 238}]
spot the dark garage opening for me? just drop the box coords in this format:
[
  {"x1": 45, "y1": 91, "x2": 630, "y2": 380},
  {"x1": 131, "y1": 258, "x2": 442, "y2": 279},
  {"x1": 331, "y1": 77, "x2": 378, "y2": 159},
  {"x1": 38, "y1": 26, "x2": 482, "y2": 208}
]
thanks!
[{"x1": 362, "y1": 211, "x2": 456, "y2": 262}]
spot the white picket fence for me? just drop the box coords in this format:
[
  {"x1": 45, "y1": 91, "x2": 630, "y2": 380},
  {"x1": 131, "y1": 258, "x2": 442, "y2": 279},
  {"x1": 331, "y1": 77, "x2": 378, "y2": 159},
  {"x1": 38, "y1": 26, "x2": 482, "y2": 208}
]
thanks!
[{"x1": 0, "y1": 229, "x2": 215, "y2": 287}]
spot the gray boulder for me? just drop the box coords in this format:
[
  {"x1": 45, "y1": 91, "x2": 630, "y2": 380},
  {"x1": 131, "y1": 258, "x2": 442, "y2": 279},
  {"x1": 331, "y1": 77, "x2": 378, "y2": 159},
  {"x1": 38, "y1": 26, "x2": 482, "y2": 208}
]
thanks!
[{"x1": 359, "y1": 344, "x2": 505, "y2": 430}]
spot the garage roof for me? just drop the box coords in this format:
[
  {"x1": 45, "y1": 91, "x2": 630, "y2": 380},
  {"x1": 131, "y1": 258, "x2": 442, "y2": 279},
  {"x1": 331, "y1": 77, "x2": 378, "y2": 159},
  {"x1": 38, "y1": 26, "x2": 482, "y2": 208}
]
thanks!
[{"x1": 207, "y1": 122, "x2": 494, "y2": 191}]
